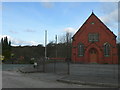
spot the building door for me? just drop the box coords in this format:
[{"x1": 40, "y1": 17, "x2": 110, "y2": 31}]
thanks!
[{"x1": 89, "y1": 48, "x2": 98, "y2": 63}]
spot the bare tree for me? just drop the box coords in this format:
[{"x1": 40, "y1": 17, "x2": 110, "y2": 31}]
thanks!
[
  {"x1": 57, "y1": 32, "x2": 73, "y2": 59},
  {"x1": 58, "y1": 32, "x2": 72, "y2": 43}
]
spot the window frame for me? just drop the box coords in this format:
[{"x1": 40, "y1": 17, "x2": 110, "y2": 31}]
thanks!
[
  {"x1": 78, "y1": 43, "x2": 84, "y2": 56},
  {"x1": 88, "y1": 33, "x2": 99, "y2": 42},
  {"x1": 104, "y1": 43, "x2": 110, "y2": 57}
]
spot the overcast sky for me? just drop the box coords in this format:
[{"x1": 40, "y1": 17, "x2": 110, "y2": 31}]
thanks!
[{"x1": 1, "y1": 1, "x2": 119, "y2": 46}]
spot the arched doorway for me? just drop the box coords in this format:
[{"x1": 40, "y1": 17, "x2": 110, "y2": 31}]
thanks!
[{"x1": 89, "y1": 48, "x2": 98, "y2": 63}]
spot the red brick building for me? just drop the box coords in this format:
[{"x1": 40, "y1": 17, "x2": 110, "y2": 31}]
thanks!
[{"x1": 72, "y1": 12, "x2": 118, "y2": 64}]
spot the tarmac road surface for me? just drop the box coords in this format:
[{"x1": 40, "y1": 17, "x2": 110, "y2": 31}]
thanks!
[
  {"x1": 2, "y1": 64, "x2": 118, "y2": 88},
  {"x1": 2, "y1": 70, "x2": 103, "y2": 88}
]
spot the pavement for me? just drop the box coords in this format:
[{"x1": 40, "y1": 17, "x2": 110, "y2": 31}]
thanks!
[
  {"x1": 57, "y1": 75, "x2": 119, "y2": 88},
  {"x1": 17, "y1": 63, "x2": 119, "y2": 88}
]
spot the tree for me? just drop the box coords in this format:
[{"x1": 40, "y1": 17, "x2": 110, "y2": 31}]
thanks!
[
  {"x1": 57, "y1": 32, "x2": 73, "y2": 58},
  {"x1": 1, "y1": 37, "x2": 11, "y2": 63},
  {"x1": 65, "y1": 32, "x2": 72, "y2": 59},
  {"x1": 46, "y1": 41, "x2": 56, "y2": 58}
]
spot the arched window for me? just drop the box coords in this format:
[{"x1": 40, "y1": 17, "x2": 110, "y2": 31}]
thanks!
[
  {"x1": 104, "y1": 43, "x2": 110, "y2": 57},
  {"x1": 78, "y1": 43, "x2": 84, "y2": 56}
]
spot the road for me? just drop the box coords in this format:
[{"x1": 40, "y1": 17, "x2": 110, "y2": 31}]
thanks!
[
  {"x1": 2, "y1": 70, "x2": 101, "y2": 88},
  {"x1": 2, "y1": 64, "x2": 118, "y2": 88}
]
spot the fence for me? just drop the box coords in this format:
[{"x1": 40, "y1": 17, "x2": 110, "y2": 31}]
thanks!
[{"x1": 40, "y1": 58, "x2": 69, "y2": 75}]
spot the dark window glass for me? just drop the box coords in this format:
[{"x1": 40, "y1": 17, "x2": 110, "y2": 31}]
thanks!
[
  {"x1": 88, "y1": 33, "x2": 99, "y2": 42},
  {"x1": 78, "y1": 43, "x2": 84, "y2": 56},
  {"x1": 104, "y1": 43, "x2": 110, "y2": 57}
]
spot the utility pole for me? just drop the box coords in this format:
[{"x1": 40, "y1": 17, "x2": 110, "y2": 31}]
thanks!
[
  {"x1": 45, "y1": 30, "x2": 47, "y2": 59},
  {"x1": 54, "y1": 35, "x2": 57, "y2": 73},
  {"x1": 43, "y1": 30, "x2": 47, "y2": 72},
  {"x1": 66, "y1": 32, "x2": 70, "y2": 75},
  {"x1": 55, "y1": 35, "x2": 57, "y2": 60}
]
